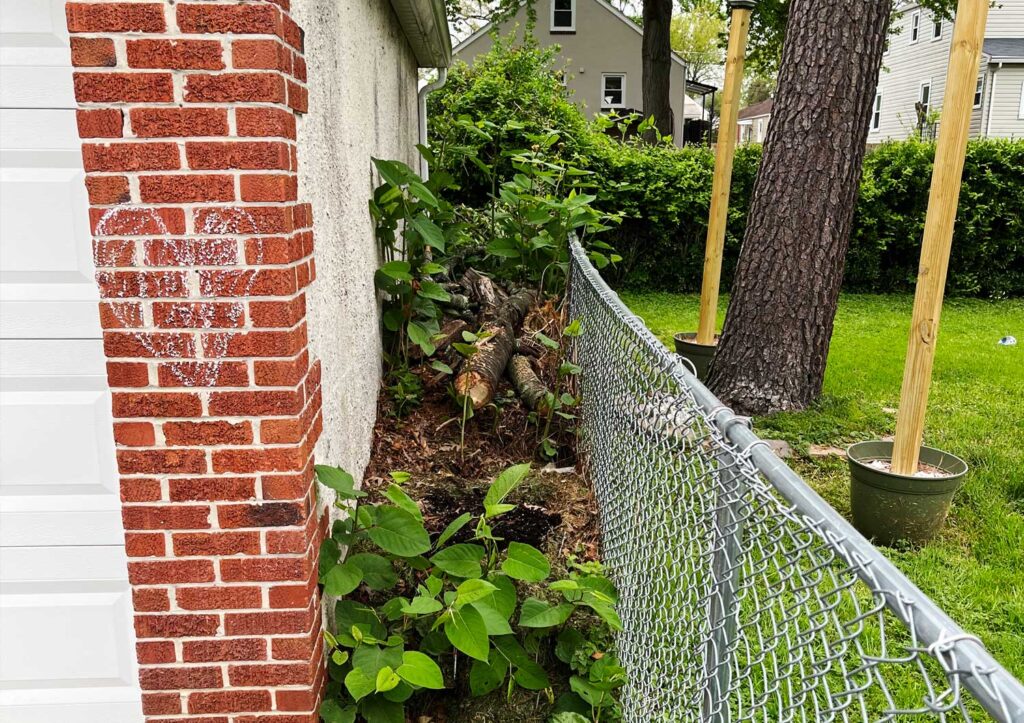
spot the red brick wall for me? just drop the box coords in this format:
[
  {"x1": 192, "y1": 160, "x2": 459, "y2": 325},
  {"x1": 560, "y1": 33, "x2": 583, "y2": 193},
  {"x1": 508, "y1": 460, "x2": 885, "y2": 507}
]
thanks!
[{"x1": 66, "y1": 2, "x2": 325, "y2": 719}]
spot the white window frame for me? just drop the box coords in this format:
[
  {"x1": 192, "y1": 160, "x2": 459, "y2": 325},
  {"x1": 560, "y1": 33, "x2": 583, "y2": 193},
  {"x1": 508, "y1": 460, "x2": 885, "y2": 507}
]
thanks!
[
  {"x1": 931, "y1": 15, "x2": 943, "y2": 40},
  {"x1": 601, "y1": 73, "x2": 626, "y2": 109},
  {"x1": 871, "y1": 91, "x2": 882, "y2": 131},
  {"x1": 919, "y1": 80, "x2": 932, "y2": 113},
  {"x1": 1018, "y1": 81, "x2": 1024, "y2": 119},
  {"x1": 550, "y1": 0, "x2": 576, "y2": 32},
  {"x1": 910, "y1": 11, "x2": 921, "y2": 44},
  {"x1": 974, "y1": 75, "x2": 984, "y2": 109}
]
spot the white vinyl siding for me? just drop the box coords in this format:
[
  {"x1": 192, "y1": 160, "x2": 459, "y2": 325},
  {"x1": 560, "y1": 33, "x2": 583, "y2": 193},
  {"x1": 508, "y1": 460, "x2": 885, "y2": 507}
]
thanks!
[
  {"x1": 981, "y1": 65, "x2": 1024, "y2": 137},
  {"x1": 601, "y1": 73, "x2": 625, "y2": 108},
  {"x1": 551, "y1": 0, "x2": 576, "y2": 31}
]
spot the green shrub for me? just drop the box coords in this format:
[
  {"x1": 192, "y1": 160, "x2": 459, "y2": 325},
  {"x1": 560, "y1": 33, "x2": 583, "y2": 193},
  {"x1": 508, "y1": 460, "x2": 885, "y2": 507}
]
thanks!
[{"x1": 430, "y1": 38, "x2": 1024, "y2": 298}]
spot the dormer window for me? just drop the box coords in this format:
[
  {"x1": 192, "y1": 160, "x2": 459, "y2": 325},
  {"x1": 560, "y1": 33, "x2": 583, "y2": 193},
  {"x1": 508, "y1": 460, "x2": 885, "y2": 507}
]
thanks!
[
  {"x1": 601, "y1": 73, "x2": 625, "y2": 108},
  {"x1": 551, "y1": 0, "x2": 576, "y2": 32}
]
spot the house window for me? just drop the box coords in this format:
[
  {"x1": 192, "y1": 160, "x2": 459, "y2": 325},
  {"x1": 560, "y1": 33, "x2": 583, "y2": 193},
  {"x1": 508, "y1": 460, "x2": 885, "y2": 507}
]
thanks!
[
  {"x1": 974, "y1": 76, "x2": 984, "y2": 108},
  {"x1": 932, "y1": 16, "x2": 942, "y2": 39},
  {"x1": 872, "y1": 91, "x2": 882, "y2": 131},
  {"x1": 919, "y1": 81, "x2": 931, "y2": 113},
  {"x1": 551, "y1": 0, "x2": 576, "y2": 32},
  {"x1": 601, "y1": 73, "x2": 625, "y2": 108},
  {"x1": 1019, "y1": 81, "x2": 1024, "y2": 118},
  {"x1": 910, "y1": 12, "x2": 920, "y2": 43}
]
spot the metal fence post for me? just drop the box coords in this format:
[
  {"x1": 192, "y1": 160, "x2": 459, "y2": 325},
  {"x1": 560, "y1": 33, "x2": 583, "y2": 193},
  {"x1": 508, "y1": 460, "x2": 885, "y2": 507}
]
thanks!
[{"x1": 702, "y1": 424, "x2": 748, "y2": 723}]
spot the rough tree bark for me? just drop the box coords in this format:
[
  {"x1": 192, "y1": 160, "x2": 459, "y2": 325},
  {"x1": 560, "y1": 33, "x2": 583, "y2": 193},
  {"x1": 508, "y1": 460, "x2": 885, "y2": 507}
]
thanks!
[
  {"x1": 642, "y1": 0, "x2": 674, "y2": 140},
  {"x1": 706, "y1": 0, "x2": 892, "y2": 415}
]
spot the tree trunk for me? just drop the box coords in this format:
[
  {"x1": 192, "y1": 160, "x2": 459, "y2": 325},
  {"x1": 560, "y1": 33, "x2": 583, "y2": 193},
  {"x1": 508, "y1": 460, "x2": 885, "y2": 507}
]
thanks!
[
  {"x1": 706, "y1": 0, "x2": 891, "y2": 415},
  {"x1": 642, "y1": 0, "x2": 674, "y2": 141},
  {"x1": 507, "y1": 354, "x2": 550, "y2": 413}
]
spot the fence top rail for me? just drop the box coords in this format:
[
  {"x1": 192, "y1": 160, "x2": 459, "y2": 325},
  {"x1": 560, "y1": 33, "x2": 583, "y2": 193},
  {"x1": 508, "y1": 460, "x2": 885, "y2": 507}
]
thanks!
[{"x1": 568, "y1": 238, "x2": 1024, "y2": 722}]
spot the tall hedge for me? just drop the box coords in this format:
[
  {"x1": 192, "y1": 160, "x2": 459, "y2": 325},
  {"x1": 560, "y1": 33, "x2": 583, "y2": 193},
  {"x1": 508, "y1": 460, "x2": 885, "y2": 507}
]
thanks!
[{"x1": 430, "y1": 41, "x2": 1024, "y2": 298}]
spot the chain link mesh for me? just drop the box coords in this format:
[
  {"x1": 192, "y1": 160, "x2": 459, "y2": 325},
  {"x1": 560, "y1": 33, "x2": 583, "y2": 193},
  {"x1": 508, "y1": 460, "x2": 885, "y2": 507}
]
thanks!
[{"x1": 567, "y1": 240, "x2": 1024, "y2": 723}]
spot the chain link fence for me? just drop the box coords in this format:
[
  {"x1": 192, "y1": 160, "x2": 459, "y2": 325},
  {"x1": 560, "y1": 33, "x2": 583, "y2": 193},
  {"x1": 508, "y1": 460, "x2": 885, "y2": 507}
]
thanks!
[{"x1": 568, "y1": 240, "x2": 1024, "y2": 722}]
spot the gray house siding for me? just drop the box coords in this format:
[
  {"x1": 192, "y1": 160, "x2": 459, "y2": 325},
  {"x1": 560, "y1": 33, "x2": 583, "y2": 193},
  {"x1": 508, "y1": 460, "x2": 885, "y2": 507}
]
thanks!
[
  {"x1": 984, "y1": 63, "x2": 1024, "y2": 137},
  {"x1": 871, "y1": 0, "x2": 1024, "y2": 141},
  {"x1": 454, "y1": 0, "x2": 688, "y2": 144}
]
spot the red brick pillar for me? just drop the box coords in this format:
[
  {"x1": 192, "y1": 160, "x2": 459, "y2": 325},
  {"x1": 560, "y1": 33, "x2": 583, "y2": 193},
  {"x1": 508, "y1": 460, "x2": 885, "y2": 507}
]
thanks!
[{"x1": 66, "y1": 2, "x2": 324, "y2": 720}]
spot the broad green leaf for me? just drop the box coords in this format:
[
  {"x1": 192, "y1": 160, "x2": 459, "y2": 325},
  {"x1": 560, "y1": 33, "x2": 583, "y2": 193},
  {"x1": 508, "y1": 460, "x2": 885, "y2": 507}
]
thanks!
[
  {"x1": 372, "y1": 157, "x2": 412, "y2": 188},
  {"x1": 382, "y1": 680, "x2": 414, "y2": 702},
  {"x1": 406, "y1": 321, "x2": 436, "y2": 356},
  {"x1": 319, "y1": 699, "x2": 356, "y2": 723},
  {"x1": 469, "y1": 655, "x2": 508, "y2": 697},
  {"x1": 424, "y1": 574, "x2": 443, "y2": 597},
  {"x1": 485, "y1": 574, "x2": 517, "y2": 619},
  {"x1": 471, "y1": 601, "x2": 514, "y2": 635},
  {"x1": 368, "y1": 507, "x2": 431, "y2": 557},
  {"x1": 444, "y1": 605, "x2": 490, "y2": 661},
  {"x1": 353, "y1": 644, "x2": 403, "y2": 679},
  {"x1": 359, "y1": 695, "x2": 405, "y2": 723},
  {"x1": 410, "y1": 214, "x2": 446, "y2": 251},
  {"x1": 486, "y1": 238, "x2": 522, "y2": 258},
  {"x1": 417, "y1": 279, "x2": 451, "y2": 302},
  {"x1": 375, "y1": 666, "x2": 401, "y2": 693},
  {"x1": 383, "y1": 483, "x2": 422, "y2": 521},
  {"x1": 501, "y1": 542, "x2": 550, "y2": 582},
  {"x1": 430, "y1": 360, "x2": 454, "y2": 375},
  {"x1": 483, "y1": 463, "x2": 530, "y2": 517},
  {"x1": 518, "y1": 597, "x2": 573, "y2": 628},
  {"x1": 389, "y1": 471, "x2": 411, "y2": 484},
  {"x1": 344, "y1": 667, "x2": 375, "y2": 701},
  {"x1": 550, "y1": 712, "x2": 590, "y2": 723},
  {"x1": 331, "y1": 649, "x2": 350, "y2": 666},
  {"x1": 408, "y1": 180, "x2": 439, "y2": 208},
  {"x1": 378, "y1": 260, "x2": 412, "y2": 281},
  {"x1": 335, "y1": 599, "x2": 386, "y2": 645},
  {"x1": 430, "y1": 543, "x2": 485, "y2": 579},
  {"x1": 400, "y1": 596, "x2": 443, "y2": 615},
  {"x1": 492, "y1": 635, "x2": 550, "y2": 690},
  {"x1": 454, "y1": 578, "x2": 498, "y2": 607},
  {"x1": 315, "y1": 465, "x2": 366, "y2": 498},
  {"x1": 570, "y1": 675, "x2": 615, "y2": 707},
  {"x1": 319, "y1": 538, "x2": 341, "y2": 577},
  {"x1": 323, "y1": 560, "x2": 363, "y2": 596},
  {"x1": 555, "y1": 627, "x2": 585, "y2": 664},
  {"x1": 396, "y1": 650, "x2": 445, "y2": 689},
  {"x1": 347, "y1": 553, "x2": 397, "y2": 591}
]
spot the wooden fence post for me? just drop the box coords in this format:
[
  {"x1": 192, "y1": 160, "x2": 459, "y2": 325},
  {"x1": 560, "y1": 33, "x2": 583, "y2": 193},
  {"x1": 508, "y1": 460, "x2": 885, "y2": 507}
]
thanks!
[
  {"x1": 696, "y1": 0, "x2": 755, "y2": 345},
  {"x1": 892, "y1": 0, "x2": 990, "y2": 474}
]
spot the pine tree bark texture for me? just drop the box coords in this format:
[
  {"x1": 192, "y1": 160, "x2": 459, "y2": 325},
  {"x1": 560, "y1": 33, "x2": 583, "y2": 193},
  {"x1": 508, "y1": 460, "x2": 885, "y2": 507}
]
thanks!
[
  {"x1": 642, "y1": 0, "x2": 675, "y2": 140},
  {"x1": 707, "y1": 0, "x2": 892, "y2": 415}
]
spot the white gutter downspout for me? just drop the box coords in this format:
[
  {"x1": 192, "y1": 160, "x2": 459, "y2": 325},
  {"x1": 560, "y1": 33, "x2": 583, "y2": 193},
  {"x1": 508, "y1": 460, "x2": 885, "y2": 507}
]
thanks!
[
  {"x1": 418, "y1": 68, "x2": 448, "y2": 180},
  {"x1": 985, "y1": 61, "x2": 1001, "y2": 137}
]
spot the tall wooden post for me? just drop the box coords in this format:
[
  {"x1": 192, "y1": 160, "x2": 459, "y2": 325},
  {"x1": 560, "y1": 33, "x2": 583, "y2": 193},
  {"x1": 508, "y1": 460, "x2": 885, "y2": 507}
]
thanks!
[
  {"x1": 696, "y1": 0, "x2": 755, "y2": 345},
  {"x1": 892, "y1": 0, "x2": 989, "y2": 474}
]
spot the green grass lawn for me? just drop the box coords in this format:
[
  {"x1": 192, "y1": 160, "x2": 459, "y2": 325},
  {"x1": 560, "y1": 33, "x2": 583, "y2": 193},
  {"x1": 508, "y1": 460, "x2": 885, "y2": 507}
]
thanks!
[{"x1": 620, "y1": 291, "x2": 1024, "y2": 681}]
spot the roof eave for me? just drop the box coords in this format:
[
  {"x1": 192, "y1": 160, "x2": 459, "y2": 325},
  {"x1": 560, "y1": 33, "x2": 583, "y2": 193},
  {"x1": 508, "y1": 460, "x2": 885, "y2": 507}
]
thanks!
[{"x1": 390, "y1": 0, "x2": 453, "y2": 68}]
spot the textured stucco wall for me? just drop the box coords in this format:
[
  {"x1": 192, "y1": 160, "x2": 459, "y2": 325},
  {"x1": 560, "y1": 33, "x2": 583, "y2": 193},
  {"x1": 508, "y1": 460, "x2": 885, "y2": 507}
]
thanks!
[{"x1": 291, "y1": 0, "x2": 420, "y2": 478}]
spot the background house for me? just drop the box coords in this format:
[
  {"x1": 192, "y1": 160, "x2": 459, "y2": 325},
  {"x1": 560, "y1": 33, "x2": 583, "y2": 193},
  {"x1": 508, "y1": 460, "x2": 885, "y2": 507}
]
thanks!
[
  {"x1": 738, "y1": 98, "x2": 772, "y2": 143},
  {"x1": 0, "y1": 1, "x2": 449, "y2": 720},
  {"x1": 454, "y1": 0, "x2": 693, "y2": 145},
  {"x1": 870, "y1": 0, "x2": 1024, "y2": 141}
]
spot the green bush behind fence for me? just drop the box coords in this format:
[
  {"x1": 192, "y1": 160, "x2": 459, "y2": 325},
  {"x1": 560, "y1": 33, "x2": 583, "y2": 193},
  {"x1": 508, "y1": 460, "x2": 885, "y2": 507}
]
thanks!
[{"x1": 431, "y1": 42, "x2": 1024, "y2": 298}]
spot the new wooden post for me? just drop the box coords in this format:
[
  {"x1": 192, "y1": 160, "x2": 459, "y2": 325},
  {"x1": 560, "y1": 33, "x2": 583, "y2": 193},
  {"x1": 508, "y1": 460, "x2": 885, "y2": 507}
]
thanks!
[
  {"x1": 892, "y1": 0, "x2": 990, "y2": 474},
  {"x1": 696, "y1": 0, "x2": 755, "y2": 345}
]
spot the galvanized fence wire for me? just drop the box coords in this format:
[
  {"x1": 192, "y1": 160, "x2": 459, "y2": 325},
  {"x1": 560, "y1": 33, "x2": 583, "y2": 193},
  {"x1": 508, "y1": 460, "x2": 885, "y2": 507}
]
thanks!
[{"x1": 567, "y1": 240, "x2": 1024, "y2": 723}]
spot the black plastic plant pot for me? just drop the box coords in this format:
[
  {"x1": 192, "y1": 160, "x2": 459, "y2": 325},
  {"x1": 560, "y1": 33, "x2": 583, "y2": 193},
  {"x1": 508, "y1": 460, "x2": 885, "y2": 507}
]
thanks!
[
  {"x1": 673, "y1": 332, "x2": 716, "y2": 381},
  {"x1": 846, "y1": 440, "x2": 968, "y2": 546}
]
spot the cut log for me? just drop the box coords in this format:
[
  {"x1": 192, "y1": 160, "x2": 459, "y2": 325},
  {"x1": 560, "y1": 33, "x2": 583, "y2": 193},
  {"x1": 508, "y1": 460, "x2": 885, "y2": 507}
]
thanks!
[
  {"x1": 508, "y1": 354, "x2": 551, "y2": 413},
  {"x1": 454, "y1": 288, "x2": 538, "y2": 409},
  {"x1": 515, "y1": 335, "x2": 547, "y2": 359},
  {"x1": 409, "y1": 319, "x2": 469, "y2": 361},
  {"x1": 461, "y1": 268, "x2": 502, "y2": 309}
]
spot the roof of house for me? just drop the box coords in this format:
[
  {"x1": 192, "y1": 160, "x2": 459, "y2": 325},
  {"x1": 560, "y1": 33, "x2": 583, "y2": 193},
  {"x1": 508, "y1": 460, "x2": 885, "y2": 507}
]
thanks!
[
  {"x1": 983, "y1": 37, "x2": 1024, "y2": 61},
  {"x1": 738, "y1": 98, "x2": 773, "y2": 121},
  {"x1": 453, "y1": 0, "x2": 687, "y2": 71}
]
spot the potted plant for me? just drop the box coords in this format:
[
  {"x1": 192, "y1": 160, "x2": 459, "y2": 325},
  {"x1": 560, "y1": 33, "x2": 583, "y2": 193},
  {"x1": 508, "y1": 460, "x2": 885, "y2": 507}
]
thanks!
[
  {"x1": 674, "y1": 332, "x2": 717, "y2": 380},
  {"x1": 846, "y1": 440, "x2": 967, "y2": 545}
]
